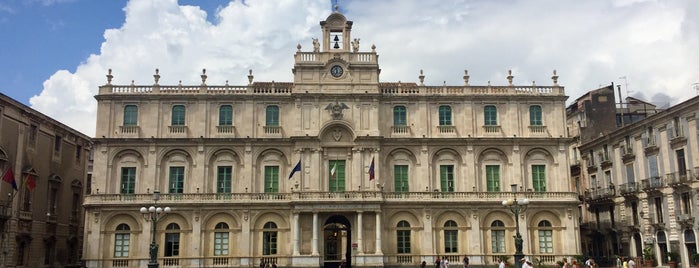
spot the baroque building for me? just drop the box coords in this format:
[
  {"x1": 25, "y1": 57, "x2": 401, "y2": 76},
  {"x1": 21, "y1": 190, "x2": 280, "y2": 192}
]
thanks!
[
  {"x1": 0, "y1": 93, "x2": 92, "y2": 267},
  {"x1": 84, "y1": 11, "x2": 580, "y2": 268},
  {"x1": 570, "y1": 87, "x2": 699, "y2": 266}
]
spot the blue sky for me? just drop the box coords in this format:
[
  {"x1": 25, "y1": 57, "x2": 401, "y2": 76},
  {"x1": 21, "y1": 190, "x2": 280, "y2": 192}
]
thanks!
[{"x1": 0, "y1": 0, "x2": 697, "y2": 136}]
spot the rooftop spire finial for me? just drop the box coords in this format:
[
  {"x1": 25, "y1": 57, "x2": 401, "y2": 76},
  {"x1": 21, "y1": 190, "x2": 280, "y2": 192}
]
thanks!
[{"x1": 334, "y1": 4, "x2": 339, "y2": 12}]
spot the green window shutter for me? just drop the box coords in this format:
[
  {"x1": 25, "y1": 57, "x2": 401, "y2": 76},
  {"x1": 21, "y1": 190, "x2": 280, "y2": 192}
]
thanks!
[
  {"x1": 394, "y1": 106, "x2": 407, "y2": 126},
  {"x1": 266, "y1": 105, "x2": 279, "y2": 126},
  {"x1": 123, "y1": 105, "x2": 138, "y2": 126},
  {"x1": 530, "y1": 105, "x2": 542, "y2": 126},
  {"x1": 217, "y1": 166, "x2": 232, "y2": 193},
  {"x1": 120, "y1": 167, "x2": 136, "y2": 194},
  {"x1": 171, "y1": 105, "x2": 186, "y2": 126},
  {"x1": 329, "y1": 160, "x2": 346, "y2": 192},
  {"x1": 486, "y1": 165, "x2": 500, "y2": 192},
  {"x1": 532, "y1": 165, "x2": 546, "y2": 192},
  {"x1": 485, "y1": 105, "x2": 497, "y2": 126},
  {"x1": 264, "y1": 166, "x2": 279, "y2": 193},
  {"x1": 440, "y1": 165, "x2": 454, "y2": 192},
  {"x1": 394, "y1": 165, "x2": 409, "y2": 192},
  {"x1": 219, "y1": 105, "x2": 233, "y2": 126},
  {"x1": 169, "y1": 167, "x2": 185, "y2": 193},
  {"x1": 439, "y1": 105, "x2": 452, "y2": 126}
]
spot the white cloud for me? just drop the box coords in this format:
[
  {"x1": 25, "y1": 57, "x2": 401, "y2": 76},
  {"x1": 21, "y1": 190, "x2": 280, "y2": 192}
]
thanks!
[{"x1": 29, "y1": 0, "x2": 699, "y2": 137}]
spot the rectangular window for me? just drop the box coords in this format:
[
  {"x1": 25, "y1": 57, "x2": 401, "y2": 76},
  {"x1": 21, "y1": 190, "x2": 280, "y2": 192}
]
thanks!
[
  {"x1": 625, "y1": 164, "x2": 635, "y2": 184},
  {"x1": 677, "y1": 149, "x2": 687, "y2": 176},
  {"x1": 49, "y1": 187, "x2": 58, "y2": 215},
  {"x1": 491, "y1": 230, "x2": 505, "y2": 253},
  {"x1": 29, "y1": 124, "x2": 38, "y2": 144},
  {"x1": 120, "y1": 167, "x2": 136, "y2": 194},
  {"x1": 529, "y1": 105, "x2": 542, "y2": 126},
  {"x1": 681, "y1": 192, "x2": 691, "y2": 215},
  {"x1": 75, "y1": 145, "x2": 82, "y2": 162},
  {"x1": 444, "y1": 230, "x2": 458, "y2": 253},
  {"x1": 397, "y1": 230, "x2": 411, "y2": 254},
  {"x1": 532, "y1": 165, "x2": 546, "y2": 192},
  {"x1": 264, "y1": 166, "x2": 279, "y2": 193},
  {"x1": 654, "y1": 197, "x2": 663, "y2": 223},
  {"x1": 217, "y1": 166, "x2": 232, "y2": 193},
  {"x1": 169, "y1": 167, "x2": 185, "y2": 193},
  {"x1": 485, "y1": 105, "x2": 498, "y2": 126},
  {"x1": 604, "y1": 170, "x2": 612, "y2": 187},
  {"x1": 114, "y1": 234, "x2": 130, "y2": 257},
  {"x1": 263, "y1": 231, "x2": 277, "y2": 255},
  {"x1": 438, "y1": 106, "x2": 452, "y2": 126},
  {"x1": 393, "y1": 106, "x2": 407, "y2": 126},
  {"x1": 171, "y1": 105, "x2": 186, "y2": 126},
  {"x1": 631, "y1": 202, "x2": 639, "y2": 225},
  {"x1": 54, "y1": 135, "x2": 62, "y2": 153},
  {"x1": 266, "y1": 105, "x2": 279, "y2": 126},
  {"x1": 538, "y1": 230, "x2": 553, "y2": 253},
  {"x1": 648, "y1": 155, "x2": 659, "y2": 178},
  {"x1": 123, "y1": 105, "x2": 138, "y2": 126},
  {"x1": 440, "y1": 165, "x2": 454, "y2": 192},
  {"x1": 214, "y1": 232, "x2": 229, "y2": 256},
  {"x1": 219, "y1": 105, "x2": 233, "y2": 126},
  {"x1": 164, "y1": 233, "x2": 180, "y2": 257},
  {"x1": 591, "y1": 175, "x2": 598, "y2": 189},
  {"x1": 486, "y1": 165, "x2": 500, "y2": 192},
  {"x1": 394, "y1": 165, "x2": 409, "y2": 192},
  {"x1": 329, "y1": 160, "x2": 346, "y2": 192}
]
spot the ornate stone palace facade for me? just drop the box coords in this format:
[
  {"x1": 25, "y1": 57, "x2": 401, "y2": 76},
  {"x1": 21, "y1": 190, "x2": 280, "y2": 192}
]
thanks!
[
  {"x1": 84, "y1": 11, "x2": 580, "y2": 268},
  {"x1": 1, "y1": 93, "x2": 92, "y2": 267}
]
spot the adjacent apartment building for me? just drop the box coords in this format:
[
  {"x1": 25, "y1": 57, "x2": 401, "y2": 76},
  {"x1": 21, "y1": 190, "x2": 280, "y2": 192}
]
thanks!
[
  {"x1": 570, "y1": 86, "x2": 699, "y2": 266},
  {"x1": 84, "y1": 11, "x2": 581, "y2": 268},
  {"x1": 0, "y1": 93, "x2": 92, "y2": 267}
]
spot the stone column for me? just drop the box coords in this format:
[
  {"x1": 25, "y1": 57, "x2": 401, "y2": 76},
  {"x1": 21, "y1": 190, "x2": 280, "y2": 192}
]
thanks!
[
  {"x1": 375, "y1": 211, "x2": 383, "y2": 254},
  {"x1": 312, "y1": 212, "x2": 319, "y2": 255},
  {"x1": 293, "y1": 212, "x2": 300, "y2": 255},
  {"x1": 357, "y1": 211, "x2": 364, "y2": 254}
]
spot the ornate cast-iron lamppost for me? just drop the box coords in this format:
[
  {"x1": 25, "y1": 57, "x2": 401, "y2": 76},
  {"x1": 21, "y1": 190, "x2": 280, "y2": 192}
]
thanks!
[
  {"x1": 140, "y1": 190, "x2": 171, "y2": 268},
  {"x1": 502, "y1": 184, "x2": 529, "y2": 268}
]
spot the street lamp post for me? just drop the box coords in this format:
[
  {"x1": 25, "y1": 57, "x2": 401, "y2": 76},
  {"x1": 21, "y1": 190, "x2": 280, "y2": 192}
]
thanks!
[
  {"x1": 140, "y1": 190, "x2": 171, "y2": 268},
  {"x1": 502, "y1": 184, "x2": 529, "y2": 268}
]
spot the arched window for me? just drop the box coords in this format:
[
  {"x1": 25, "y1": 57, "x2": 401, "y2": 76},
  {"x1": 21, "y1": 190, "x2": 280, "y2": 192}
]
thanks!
[
  {"x1": 266, "y1": 105, "x2": 279, "y2": 126},
  {"x1": 214, "y1": 222, "x2": 230, "y2": 256},
  {"x1": 444, "y1": 220, "x2": 458, "y2": 253},
  {"x1": 165, "y1": 223, "x2": 181, "y2": 257},
  {"x1": 263, "y1": 222, "x2": 278, "y2": 255},
  {"x1": 171, "y1": 105, "x2": 186, "y2": 126},
  {"x1": 538, "y1": 220, "x2": 553, "y2": 253},
  {"x1": 219, "y1": 105, "x2": 233, "y2": 126},
  {"x1": 396, "y1": 220, "x2": 411, "y2": 254},
  {"x1": 393, "y1": 106, "x2": 407, "y2": 126},
  {"x1": 485, "y1": 105, "x2": 498, "y2": 126},
  {"x1": 123, "y1": 105, "x2": 138, "y2": 126},
  {"x1": 438, "y1": 105, "x2": 452, "y2": 126},
  {"x1": 684, "y1": 229, "x2": 696, "y2": 259},
  {"x1": 529, "y1": 105, "x2": 542, "y2": 126},
  {"x1": 491, "y1": 220, "x2": 505, "y2": 253},
  {"x1": 114, "y1": 224, "x2": 130, "y2": 258}
]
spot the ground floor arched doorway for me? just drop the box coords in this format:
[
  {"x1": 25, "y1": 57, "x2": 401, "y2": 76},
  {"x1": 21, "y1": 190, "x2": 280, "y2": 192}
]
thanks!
[{"x1": 324, "y1": 215, "x2": 352, "y2": 268}]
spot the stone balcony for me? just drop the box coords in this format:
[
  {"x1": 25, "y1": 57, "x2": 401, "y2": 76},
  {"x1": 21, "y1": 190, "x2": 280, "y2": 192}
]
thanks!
[{"x1": 84, "y1": 191, "x2": 579, "y2": 207}]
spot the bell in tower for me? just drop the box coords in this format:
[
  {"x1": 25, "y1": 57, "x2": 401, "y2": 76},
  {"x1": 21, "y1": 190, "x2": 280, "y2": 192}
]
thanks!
[{"x1": 319, "y1": 8, "x2": 352, "y2": 52}]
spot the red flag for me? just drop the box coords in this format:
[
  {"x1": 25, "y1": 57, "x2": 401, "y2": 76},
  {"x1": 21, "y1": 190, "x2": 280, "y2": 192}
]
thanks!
[
  {"x1": 26, "y1": 174, "x2": 37, "y2": 192},
  {"x1": 2, "y1": 167, "x2": 17, "y2": 190},
  {"x1": 368, "y1": 157, "x2": 375, "y2": 181}
]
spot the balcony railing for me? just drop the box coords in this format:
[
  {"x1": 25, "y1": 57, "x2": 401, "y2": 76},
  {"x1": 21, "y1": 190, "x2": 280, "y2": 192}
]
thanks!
[
  {"x1": 585, "y1": 187, "x2": 615, "y2": 201},
  {"x1": 438, "y1": 125, "x2": 456, "y2": 134},
  {"x1": 264, "y1": 126, "x2": 282, "y2": 135},
  {"x1": 84, "y1": 191, "x2": 579, "y2": 206},
  {"x1": 168, "y1": 125, "x2": 187, "y2": 134},
  {"x1": 641, "y1": 177, "x2": 664, "y2": 190},
  {"x1": 666, "y1": 171, "x2": 691, "y2": 186},
  {"x1": 483, "y1": 125, "x2": 501, "y2": 133},
  {"x1": 391, "y1": 125, "x2": 410, "y2": 135},
  {"x1": 119, "y1": 125, "x2": 139, "y2": 134},
  {"x1": 528, "y1": 125, "x2": 547, "y2": 134},
  {"x1": 618, "y1": 182, "x2": 639, "y2": 196},
  {"x1": 216, "y1": 125, "x2": 235, "y2": 134}
]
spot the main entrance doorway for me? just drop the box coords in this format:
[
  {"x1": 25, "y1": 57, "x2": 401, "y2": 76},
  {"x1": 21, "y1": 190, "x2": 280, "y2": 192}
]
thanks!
[{"x1": 324, "y1": 215, "x2": 351, "y2": 268}]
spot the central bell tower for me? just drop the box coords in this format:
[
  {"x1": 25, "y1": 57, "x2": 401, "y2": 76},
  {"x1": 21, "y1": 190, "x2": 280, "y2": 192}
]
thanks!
[{"x1": 292, "y1": 7, "x2": 380, "y2": 93}]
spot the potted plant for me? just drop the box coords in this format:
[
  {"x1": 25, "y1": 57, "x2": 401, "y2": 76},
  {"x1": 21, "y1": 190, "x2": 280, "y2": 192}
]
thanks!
[
  {"x1": 667, "y1": 251, "x2": 679, "y2": 268},
  {"x1": 643, "y1": 246, "x2": 655, "y2": 267},
  {"x1": 691, "y1": 252, "x2": 699, "y2": 267},
  {"x1": 556, "y1": 260, "x2": 564, "y2": 268}
]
